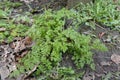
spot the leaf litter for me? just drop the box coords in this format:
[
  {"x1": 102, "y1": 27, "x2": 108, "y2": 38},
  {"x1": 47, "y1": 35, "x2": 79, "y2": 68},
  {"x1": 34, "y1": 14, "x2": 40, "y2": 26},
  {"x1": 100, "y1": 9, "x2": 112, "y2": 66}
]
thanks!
[{"x1": 0, "y1": 36, "x2": 33, "y2": 80}]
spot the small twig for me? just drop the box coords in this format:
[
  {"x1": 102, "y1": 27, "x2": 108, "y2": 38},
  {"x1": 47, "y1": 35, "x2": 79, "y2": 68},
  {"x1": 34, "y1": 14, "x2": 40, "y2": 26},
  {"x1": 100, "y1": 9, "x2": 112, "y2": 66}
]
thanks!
[
  {"x1": 16, "y1": 63, "x2": 39, "y2": 80},
  {"x1": 94, "y1": 22, "x2": 108, "y2": 31},
  {"x1": 23, "y1": 63, "x2": 39, "y2": 79},
  {"x1": 94, "y1": 22, "x2": 115, "y2": 36}
]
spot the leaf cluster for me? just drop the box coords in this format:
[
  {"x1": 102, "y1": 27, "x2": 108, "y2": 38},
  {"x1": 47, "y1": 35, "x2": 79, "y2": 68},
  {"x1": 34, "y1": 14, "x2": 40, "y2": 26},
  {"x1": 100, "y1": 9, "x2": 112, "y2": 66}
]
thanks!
[
  {"x1": 0, "y1": 0, "x2": 22, "y2": 9},
  {"x1": 76, "y1": 0, "x2": 120, "y2": 29},
  {"x1": 0, "y1": 9, "x2": 30, "y2": 42},
  {"x1": 12, "y1": 8, "x2": 107, "y2": 79}
]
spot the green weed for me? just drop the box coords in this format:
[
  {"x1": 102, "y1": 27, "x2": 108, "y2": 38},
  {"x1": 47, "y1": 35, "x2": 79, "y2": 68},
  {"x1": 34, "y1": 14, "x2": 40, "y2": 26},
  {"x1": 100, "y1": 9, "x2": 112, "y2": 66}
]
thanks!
[
  {"x1": 0, "y1": 9, "x2": 30, "y2": 42},
  {"x1": 11, "y1": 9, "x2": 107, "y2": 79},
  {"x1": 76, "y1": 0, "x2": 120, "y2": 29},
  {"x1": 0, "y1": 0, "x2": 22, "y2": 9}
]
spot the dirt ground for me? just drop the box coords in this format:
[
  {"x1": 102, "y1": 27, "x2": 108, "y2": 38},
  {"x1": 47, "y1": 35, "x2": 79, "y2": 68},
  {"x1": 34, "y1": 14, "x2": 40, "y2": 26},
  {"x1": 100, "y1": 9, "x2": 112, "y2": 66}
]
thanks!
[{"x1": 84, "y1": 25, "x2": 120, "y2": 80}]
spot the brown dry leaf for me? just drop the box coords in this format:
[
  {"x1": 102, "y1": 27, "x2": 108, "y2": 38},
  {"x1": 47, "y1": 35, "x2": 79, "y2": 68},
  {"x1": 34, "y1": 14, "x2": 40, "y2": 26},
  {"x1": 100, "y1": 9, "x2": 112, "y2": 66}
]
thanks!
[
  {"x1": 24, "y1": 36, "x2": 32, "y2": 45},
  {"x1": 14, "y1": 37, "x2": 22, "y2": 41},
  {"x1": 14, "y1": 41, "x2": 25, "y2": 53},
  {"x1": 98, "y1": 32, "x2": 106, "y2": 39},
  {"x1": 83, "y1": 72, "x2": 95, "y2": 80},
  {"x1": 111, "y1": 54, "x2": 120, "y2": 65},
  {"x1": 113, "y1": 0, "x2": 118, "y2": 2},
  {"x1": 0, "y1": 45, "x2": 17, "y2": 80},
  {"x1": 96, "y1": 73, "x2": 105, "y2": 77},
  {"x1": 20, "y1": 0, "x2": 34, "y2": 4},
  {"x1": 0, "y1": 66, "x2": 10, "y2": 80},
  {"x1": 19, "y1": 42, "x2": 26, "y2": 51},
  {"x1": 0, "y1": 37, "x2": 32, "y2": 80},
  {"x1": 9, "y1": 42, "x2": 16, "y2": 49},
  {"x1": 0, "y1": 27, "x2": 6, "y2": 31},
  {"x1": 7, "y1": 62, "x2": 17, "y2": 72},
  {"x1": 14, "y1": 41, "x2": 21, "y2": 53},
  {"x1": 117, "y1": 6, "x2": 120, "y2": 11},
  {"x1": 83, "y1": 75, "x2": 95, "y2": 80},
  {"x1": 14, "y1": 37, "x2": 32, "y2": 53},
  {"x1": 100, "y1": 61, "x2": 111, "y2": 66},
  {"x1": 20, "y1": 50, "x2": 28, "y2": 57}
]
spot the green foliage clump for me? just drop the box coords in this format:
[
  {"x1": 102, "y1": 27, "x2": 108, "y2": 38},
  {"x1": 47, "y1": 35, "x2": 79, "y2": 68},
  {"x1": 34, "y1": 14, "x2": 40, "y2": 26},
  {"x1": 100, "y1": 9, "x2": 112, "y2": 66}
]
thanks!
[
  {"x1": 76, "y1": 0, "x2": 120, "y2": 28},
  {"x1": 0, "y1": 9, "x2": 30, "y2": 42},
  {"x1": 12, "y1": 9, "x2": 107, "y2": 79},
  {"x1": 0, "y1": 1, "x2": 27, "y2": 42},
  {"x1": 0, "y1": 0, "x2": 22, "y2": 9}
]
